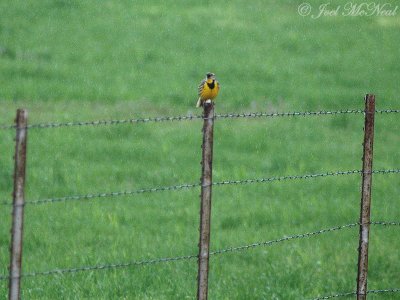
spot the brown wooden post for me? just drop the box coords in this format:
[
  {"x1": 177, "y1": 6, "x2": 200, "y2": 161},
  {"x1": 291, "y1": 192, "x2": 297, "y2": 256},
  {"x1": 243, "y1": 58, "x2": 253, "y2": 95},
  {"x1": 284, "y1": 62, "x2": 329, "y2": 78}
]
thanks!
[
  {"x1": 356, "y1": 94, "x2": 375, "y2": 300},
  {"x1": 9, "y1": 109, "x2": 28, "y2": 300},
  {"x1": 197, "y1": 102, "x2": 215, "y2": 300}
]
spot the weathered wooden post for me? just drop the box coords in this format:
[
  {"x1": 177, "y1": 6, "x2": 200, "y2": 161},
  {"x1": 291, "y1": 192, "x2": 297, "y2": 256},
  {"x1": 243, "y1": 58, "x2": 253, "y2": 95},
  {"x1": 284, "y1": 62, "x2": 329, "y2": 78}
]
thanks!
[
  {"x1": 197, "y1": 102, "x2": 215, "y2": 300},
  {"x1": 9, "y1": 109, "x2": 28, "y2": 300},
  {"x1": 356, "y1": 94, "x2": 375, "y2": 300}
]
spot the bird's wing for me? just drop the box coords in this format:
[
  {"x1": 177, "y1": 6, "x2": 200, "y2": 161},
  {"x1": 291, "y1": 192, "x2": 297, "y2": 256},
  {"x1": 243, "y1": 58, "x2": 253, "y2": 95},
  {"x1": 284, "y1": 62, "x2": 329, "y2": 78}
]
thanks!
[{"x1": 198, "y1": 79, "x2": 206, "y2": 97}]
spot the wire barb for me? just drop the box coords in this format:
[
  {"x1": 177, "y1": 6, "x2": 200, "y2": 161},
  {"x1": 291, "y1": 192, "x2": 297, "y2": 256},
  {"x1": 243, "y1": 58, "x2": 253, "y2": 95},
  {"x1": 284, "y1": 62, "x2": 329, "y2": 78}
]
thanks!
[{"x1": 0, "y1": 108, "x2": 398, "y2": 130}]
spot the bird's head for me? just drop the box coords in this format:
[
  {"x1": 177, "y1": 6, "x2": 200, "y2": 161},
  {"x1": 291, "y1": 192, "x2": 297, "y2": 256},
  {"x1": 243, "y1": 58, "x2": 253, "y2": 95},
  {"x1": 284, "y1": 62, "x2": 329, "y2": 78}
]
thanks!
[{"x1": 206, "y1": 72, "x2": 216, "y2": 82}]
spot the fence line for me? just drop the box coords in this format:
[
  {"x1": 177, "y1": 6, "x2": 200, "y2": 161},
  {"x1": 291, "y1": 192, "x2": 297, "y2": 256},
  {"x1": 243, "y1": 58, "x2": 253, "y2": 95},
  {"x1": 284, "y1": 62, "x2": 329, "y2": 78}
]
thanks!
[
  {"x1": 312, "y1": 288, "x2": 400, "y2": 299},
  {"x1": 0, "y1": 108, "x2": 399, "y2": 130},
  {"x1": 3, "y1": 97, "x2": 400, "y2": 299},
  {"x1": 0, "y1": 221, "x2": 397, "y2": 281},
  {"x1": 1, "y1": 168, "x2": 398, "y2": 206}
]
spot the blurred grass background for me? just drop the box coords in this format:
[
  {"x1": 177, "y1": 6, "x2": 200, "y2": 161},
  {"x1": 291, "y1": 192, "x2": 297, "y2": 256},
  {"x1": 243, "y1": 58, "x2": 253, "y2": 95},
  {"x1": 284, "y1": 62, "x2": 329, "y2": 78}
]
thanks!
[{"x1": 1, "y1": 0, "x2": 399, "y2": 299}]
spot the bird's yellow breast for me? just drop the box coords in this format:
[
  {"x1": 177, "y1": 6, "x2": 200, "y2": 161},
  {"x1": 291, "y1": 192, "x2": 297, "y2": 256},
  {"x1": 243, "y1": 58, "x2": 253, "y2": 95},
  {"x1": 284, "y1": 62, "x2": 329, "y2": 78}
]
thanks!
[{"x1": 200, "y1": 79, "x2": 220, "y2": 100}]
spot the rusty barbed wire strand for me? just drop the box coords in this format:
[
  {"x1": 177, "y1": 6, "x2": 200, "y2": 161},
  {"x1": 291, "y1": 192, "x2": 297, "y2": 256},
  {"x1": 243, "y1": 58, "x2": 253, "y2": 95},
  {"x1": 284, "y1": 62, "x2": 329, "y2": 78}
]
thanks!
[
  {"x1": 0, "y1": 109, "x2": 398, "y2": 130},
  {"x1": 1, "y1": 169, "x2": 399, "y2": 206},
  {"x1": 312, "y1": 288, "x2": 400, "y2": 299},
  {"x1": 0, "y1": 221, "x2": 397, "y2": 281}
]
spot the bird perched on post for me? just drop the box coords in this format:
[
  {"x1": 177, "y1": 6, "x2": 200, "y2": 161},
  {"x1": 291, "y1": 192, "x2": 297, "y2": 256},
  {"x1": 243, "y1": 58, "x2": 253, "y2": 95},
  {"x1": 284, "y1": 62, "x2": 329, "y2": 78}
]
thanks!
[{"x1": 196, "y1": 72, "x2": 220, "y2": 107}]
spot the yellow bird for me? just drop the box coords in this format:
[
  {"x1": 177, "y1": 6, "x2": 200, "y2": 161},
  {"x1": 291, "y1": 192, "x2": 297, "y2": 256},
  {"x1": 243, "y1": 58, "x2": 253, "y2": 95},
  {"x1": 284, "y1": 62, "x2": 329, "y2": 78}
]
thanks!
[{"x1": 196, "y1": 72, "x2": 220, "y2": 107}]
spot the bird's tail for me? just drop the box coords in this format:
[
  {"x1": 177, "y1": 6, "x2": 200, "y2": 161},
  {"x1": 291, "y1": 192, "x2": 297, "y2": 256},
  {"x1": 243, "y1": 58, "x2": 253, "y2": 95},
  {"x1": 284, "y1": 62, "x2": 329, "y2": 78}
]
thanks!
[{"x1": 196, "y1": 98, "x2": 202, "y2": 108}]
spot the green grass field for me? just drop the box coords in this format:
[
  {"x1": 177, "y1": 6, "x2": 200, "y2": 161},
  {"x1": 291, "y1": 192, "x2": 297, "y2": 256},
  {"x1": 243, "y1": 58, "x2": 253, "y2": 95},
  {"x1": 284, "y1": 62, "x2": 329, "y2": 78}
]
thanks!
[{"x1": 1, "y1": 1, "x2": 400, "y2": 299}]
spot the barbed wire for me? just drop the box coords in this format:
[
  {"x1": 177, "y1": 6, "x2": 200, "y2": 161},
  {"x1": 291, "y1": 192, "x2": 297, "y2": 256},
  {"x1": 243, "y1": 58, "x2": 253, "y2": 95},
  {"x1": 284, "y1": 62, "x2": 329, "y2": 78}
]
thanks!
[
  {"x1": 1, "y1": 169, "x2": 399, "y2": 206},
  {"x1": 0, "y1": 254, "x2": 199, "y2": 281},
  {"x1": 210, "y1": 223, "x2": 358, "y2": 256},
  {"x1": 311, "y1": 291, "x2": 356, "y2": 299},
  {"x1": 0, "y1": 108, "x2": 398, "y2": 130},
  {"x1": 2, "y1": 182, "x2": 201, "y2": 206},
  {"x1": 210, "y1": 221, "x2": 400, "y2": 257},
  {"x1": 368, "y1": 288, "x2": 400, "y2": 295},
  {"x1": 0, "y1": 115, "x2": 204, "y2": 130},
  {"x1": 375, "y1": 109, "x2": 400, "y2": 114},
  {"x1": 370, "y1": 221, "x2": 400, "y2": 226},
  {"x1": 210, "y1": 169, "x2": 399, "y2": 189},
  {"x1": 312, "y1": 288, "x2": 400, "y2": 299},
  {"x1": 216, "y1": 109, "x2": 364, "y2": 119},
  {"x1": 0, "y1": 222, "x2": 357, "y2": 280},
  {"x1": 0, "y1": 221, "x2": 397, "y2": 281}
]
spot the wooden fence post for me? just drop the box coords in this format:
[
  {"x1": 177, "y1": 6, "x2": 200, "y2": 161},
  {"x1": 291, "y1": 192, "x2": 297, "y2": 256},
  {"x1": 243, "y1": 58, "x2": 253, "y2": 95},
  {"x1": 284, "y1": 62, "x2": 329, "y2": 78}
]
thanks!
[
  {"x1": 356, "y1": 94, "x2": 375, "y2": 300},
  {"x1": 9, "y1": 109, "x2": 28, "y2": 300},
  {"x1": 197, "y1": 102, "x2": 215, "y2": 300}
]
